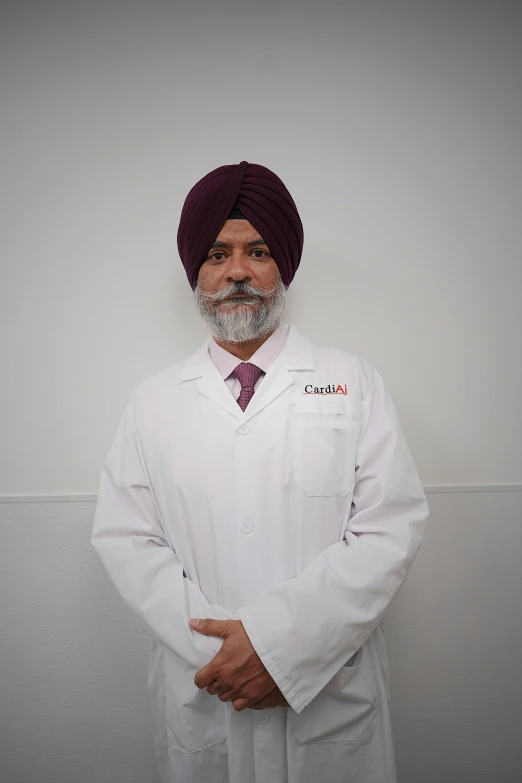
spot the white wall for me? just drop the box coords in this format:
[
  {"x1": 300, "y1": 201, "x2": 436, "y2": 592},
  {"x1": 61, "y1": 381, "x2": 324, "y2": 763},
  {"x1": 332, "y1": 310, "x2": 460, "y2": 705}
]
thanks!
[
  {"x1": 1, "y1": 1, "x2": 521, "y2": 782},
  {"x1": 2, "y1": 0, "x2": 521, "y2": 493}
]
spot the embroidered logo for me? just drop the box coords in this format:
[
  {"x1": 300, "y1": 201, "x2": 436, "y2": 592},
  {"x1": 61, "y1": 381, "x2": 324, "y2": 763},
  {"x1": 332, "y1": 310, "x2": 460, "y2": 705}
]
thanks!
[{"x1": 304, "y1": 384, "x2": 347, "y2": 395}]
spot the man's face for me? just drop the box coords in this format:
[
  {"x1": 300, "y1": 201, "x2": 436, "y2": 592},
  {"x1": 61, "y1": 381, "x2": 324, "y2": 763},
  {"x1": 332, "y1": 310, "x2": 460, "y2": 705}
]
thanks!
[{"x1": 193, "y1": 219, "x2": 287, "y2": 344}]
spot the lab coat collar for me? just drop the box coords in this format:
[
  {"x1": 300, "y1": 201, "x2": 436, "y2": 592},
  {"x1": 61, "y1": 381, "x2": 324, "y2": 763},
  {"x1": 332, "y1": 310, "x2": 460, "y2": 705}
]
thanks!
[{"x1": 179, "y1": 322, "x2": 315, "y2": 423}]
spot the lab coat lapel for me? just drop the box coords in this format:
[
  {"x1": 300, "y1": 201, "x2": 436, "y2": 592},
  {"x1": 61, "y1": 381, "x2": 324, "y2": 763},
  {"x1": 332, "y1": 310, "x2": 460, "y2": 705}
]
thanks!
[{"x1": 179, "y1": 323, "x2": 315, "y2": 424}]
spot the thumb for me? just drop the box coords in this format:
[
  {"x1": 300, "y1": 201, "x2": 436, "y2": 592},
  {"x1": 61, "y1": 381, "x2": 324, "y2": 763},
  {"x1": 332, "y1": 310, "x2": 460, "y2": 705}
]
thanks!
[{"x1": 188, "y1": 618, "x2": 230, "y2": 638}]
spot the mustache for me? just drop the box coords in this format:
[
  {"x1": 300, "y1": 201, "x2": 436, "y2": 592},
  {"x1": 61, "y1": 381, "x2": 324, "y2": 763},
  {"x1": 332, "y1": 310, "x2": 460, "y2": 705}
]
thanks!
[{"x1": 202, "y1": 283, "x2": 273, "y2": 302}]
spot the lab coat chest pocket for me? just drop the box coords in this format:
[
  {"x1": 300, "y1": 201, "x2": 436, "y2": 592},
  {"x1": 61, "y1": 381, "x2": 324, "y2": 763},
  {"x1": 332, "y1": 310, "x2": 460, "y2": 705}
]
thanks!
[
  {"x1": 289, "y1": 644, "x2": 378, "y2": 745},
  {"x1": 292, "y1": 395, "x2": 362, "y2": 497}
]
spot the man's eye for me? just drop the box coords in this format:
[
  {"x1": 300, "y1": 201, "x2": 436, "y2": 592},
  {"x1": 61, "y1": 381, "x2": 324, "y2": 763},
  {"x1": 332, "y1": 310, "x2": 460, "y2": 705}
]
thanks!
[{"x1": 209, "y1": 250, "x2": 268, "y2": 261}]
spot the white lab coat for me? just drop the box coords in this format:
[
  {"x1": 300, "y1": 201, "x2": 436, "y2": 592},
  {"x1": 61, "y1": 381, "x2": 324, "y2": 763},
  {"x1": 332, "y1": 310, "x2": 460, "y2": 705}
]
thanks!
[{"x1": 91, "y1": 322, "x2": 429, "y2": 783}]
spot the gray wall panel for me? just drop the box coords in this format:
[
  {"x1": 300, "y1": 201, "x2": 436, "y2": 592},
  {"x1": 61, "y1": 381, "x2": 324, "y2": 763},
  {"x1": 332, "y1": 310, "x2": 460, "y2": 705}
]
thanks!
[{"x1": 1, "y1": 488, "x2": 520, "y2": 783}]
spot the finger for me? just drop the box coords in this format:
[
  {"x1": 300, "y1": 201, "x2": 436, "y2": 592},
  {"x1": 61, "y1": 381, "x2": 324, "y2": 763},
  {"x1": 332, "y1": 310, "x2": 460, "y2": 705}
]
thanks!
[
  {"x1": 205, "y1": 679, "x2": 244, "y2": 700},
  {"x1": 194, "y1": 656, "x2": 225, "y2": 688},
  {"x1": 217, "y1": 690, "x2": 235, "y2": 702},
  {"x1": 205, "y1": 678, "x2": 222, "y2": 696},
  {"x1": 194, "y1": 666, "x2": 216, "y2": 689},
  {"x1": 248, "y1": 698, "x2": 268, "y2": 709},
  {"x1": 231, "y1": 696, "x2": 254, "y2": 712},
  {"x1": 203, "y1": 676, "x2": 238, "y2": 699},
  {"x1": 233, "y1": 682, "x2": 276, "y2": 710}
]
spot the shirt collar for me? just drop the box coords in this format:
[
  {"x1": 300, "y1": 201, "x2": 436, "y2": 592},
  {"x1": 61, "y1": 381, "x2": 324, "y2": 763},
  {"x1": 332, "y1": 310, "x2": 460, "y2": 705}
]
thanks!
[{"x1": 207, "y1": 321, "x2": 290, "y2": 380}]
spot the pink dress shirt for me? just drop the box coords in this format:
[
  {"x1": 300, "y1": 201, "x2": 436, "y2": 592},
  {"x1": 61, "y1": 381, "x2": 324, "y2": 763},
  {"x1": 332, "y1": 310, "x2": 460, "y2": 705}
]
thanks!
[{"x1": 207, "y1": 321, "x2": 290, "y2": 402}]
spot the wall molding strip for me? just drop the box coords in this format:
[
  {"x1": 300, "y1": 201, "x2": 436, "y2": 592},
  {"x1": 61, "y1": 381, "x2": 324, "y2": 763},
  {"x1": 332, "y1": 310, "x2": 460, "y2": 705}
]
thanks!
[{"x1": 0, "y1": 484, "x2": 521, "y2": 503}]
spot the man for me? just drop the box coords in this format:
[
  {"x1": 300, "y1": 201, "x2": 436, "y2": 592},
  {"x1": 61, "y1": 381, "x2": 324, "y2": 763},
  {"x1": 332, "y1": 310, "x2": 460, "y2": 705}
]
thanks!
[{"x1": 91, "y1": 160, "x2": 429, "y2": 783}]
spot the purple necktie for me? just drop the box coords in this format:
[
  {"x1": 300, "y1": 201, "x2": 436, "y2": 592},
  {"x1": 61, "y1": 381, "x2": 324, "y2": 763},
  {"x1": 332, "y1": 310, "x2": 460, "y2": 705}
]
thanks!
[{"x1": 231, "y1": 362, "x2": 264, "y2": 411}]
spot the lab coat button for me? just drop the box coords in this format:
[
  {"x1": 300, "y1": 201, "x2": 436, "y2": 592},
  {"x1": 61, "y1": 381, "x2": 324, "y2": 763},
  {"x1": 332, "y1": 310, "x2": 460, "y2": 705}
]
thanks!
[
  {"x1": 257, "y1": 711, "x2": 270, "y2": 723},
  {"x1": 237, "y1": 425, "x2": 249, "y2": 435},
  {"x1": 240, "y1": 520, "x2": 254, "y2": 534}
]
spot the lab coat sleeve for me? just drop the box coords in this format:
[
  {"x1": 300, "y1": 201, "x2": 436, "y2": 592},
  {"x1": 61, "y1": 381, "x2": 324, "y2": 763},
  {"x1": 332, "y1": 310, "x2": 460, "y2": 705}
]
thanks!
[
  {"x1": 237, "y1": 364, "x2": 429, "y2": 714},
  {"x1": 91, "y1": 390, "x2": 240, "y2": 678}
]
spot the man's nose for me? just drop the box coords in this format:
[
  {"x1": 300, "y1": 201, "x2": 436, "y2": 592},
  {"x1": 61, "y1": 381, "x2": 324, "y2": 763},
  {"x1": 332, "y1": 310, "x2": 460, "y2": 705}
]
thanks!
[{"x1": 226, "y1": 254, "x2": 252, "y2": 279}]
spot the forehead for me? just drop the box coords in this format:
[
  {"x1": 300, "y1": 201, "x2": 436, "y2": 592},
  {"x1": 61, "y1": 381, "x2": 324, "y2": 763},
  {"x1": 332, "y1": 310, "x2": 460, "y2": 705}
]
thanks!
[{"x1": 215, "y1": 219, "x2": 259, "y2": 241}]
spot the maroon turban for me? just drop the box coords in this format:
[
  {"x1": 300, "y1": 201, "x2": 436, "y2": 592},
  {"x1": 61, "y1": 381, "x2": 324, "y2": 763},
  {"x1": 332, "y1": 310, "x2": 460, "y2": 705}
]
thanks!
[{"x1": 177, "y1": 160, "x2": 304, "y2": 290}]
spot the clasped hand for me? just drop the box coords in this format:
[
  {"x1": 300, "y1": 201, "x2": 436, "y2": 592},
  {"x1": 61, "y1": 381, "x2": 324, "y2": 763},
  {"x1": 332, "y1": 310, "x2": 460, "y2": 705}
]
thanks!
[{"x1": 189, "y1": 618, "x2": 290, "y2": 711}]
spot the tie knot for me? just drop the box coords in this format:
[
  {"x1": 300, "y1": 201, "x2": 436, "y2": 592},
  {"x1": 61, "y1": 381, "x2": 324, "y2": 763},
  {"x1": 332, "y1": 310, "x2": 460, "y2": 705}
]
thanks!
[{"x1": 231, "y1": 362, "x2": 264, "y2": 389}]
